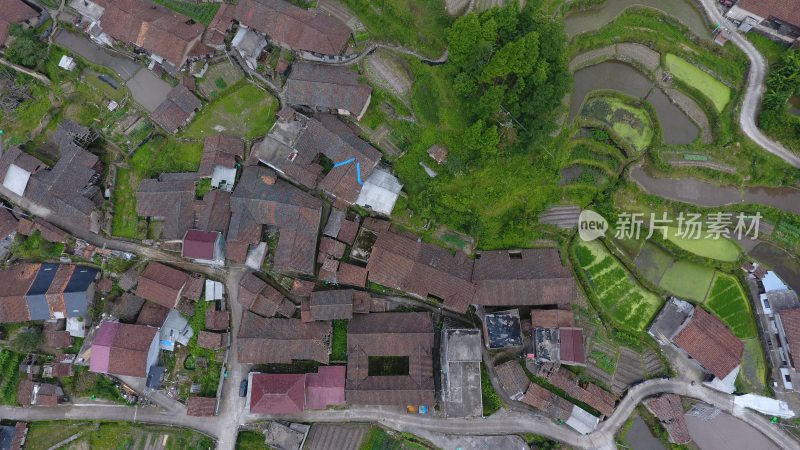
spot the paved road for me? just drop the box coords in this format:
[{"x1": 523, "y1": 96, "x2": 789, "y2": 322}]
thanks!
[
  {"x1": 696, "y1": 0, "x2": 800, "y2": 168},
  {"x1": 53, "y1": 30, "x2": 141, "y2": 81},
  {"x1": 0, "y1": 404, "x2": 220, "y2": 437},
  {"x1": 4, "y1": 379, "x2": 797, "y2": 450}
]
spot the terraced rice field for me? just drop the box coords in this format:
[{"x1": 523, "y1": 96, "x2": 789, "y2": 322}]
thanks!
[
  {"x1": 658, "y1": 260, "x2": 716, "y2": 302},
  {"x1": 663, "y1": 226, "x2": 741, "y2": 262},
  {"x1": 665, "y1": 54, "x2": 731, "y2": 112},
  {"x1": 632, "y1": 242, "x2": 715, "y2": 302},
  {"x1": 703, "y1": 273, "x2": 758, "y2": 339},
  {"x1": 575, "y1": 240, "x2": 663, "y2": 331},
  {"x1": 583, "y1": 327, "x2": 665, "y2": 394},
  {"x1": 581, "y1": 96, "x2": 654, "y2": 152}
]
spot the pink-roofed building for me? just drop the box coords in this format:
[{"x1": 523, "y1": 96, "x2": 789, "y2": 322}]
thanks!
[
  {"x1": 89, "y1": 321, "x2": 159, "y2": 378},
  {"x1": 247, "y1": 366, "x2": 346, "y2": 414},
  {"x1": 305, "y1": 365, "x2": 345, "y2": 409},
  {"x1": 182, "y1": 229, "x2": 224, "y2": 265}
]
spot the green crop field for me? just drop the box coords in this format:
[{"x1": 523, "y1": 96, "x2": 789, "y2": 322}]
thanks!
[
  {"x1": 665, "y1": 54, "x2": 731, "y2": 112},
  {"x1": 581, "y1": 96, "x2": 654, "y2": 152},
  {"x1": 704, "y1": 273, "x2": 758, "y2": 339},
  {"x1": 183, "y1": 84, "x2": 278, "y2": 141},
  {"x1": 738, "y1": 337, "x2": 767, "y2": 393},
  {"x1": 658, "y1": 260, "x2": 715, "y2": 302},
  {"x1": 663, "y1": 227, "x2": 741, "y2": 262},
  {"x1": 575, "y1": 240, "x2": 663, "y2": 331}
]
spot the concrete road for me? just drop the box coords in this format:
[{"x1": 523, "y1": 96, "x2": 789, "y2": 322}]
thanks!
[
  {"x1": 53, "y1": 30, "x2": 141, "y2": 81},
  {"x1": 696, "y1": 0, "x2": 800, "y2": 168},
  {"x1": 0, "y1": 404, "x2": 219, "y2": 437}
]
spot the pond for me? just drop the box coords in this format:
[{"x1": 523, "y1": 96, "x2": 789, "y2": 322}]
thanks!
[
  {"x1": 571, "y1": 61, "x2": 700, "y2": 145},
  {"x1": 626, "y1": 416, "x2": 666, "y2": 450},
  {"x1": 631, "y1": 165, "x2": 800, "y2": 215},
  {"x1": 564, "y1": 0, "x2": 713, "y2": 40}
]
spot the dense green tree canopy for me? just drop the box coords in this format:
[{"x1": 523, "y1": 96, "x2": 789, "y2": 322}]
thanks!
[
  {"x1": 5, "y1": 25, "x2": 47, "y2": 69},
  {"x1": 447, "y1": 1, "x2": 569, "y2": 162}
]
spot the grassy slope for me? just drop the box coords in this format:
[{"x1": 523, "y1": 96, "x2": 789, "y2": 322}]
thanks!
[
  {"x1": 341, "y1": 0, "x2": 451, "y2": 59},
  {"x1": 183, "y1": 84, "x2": 278, "y2": 140},
  {"x1": 746, "y1": 33, "x2": 789, "y2": 64},
  {"x1": 111, "y1": 136, "x2": 203, "y2": 238}
]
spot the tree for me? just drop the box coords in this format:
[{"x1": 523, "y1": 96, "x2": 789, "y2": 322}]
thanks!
[
  {"x1": 459, "y1": 120, "x2": 500, "y2": 161},
  {"x1": 5, "y1": 24, "x2": 46, "y2": 69},
  {"x1": 10, "y1": 327, "x2": 42, "y2": 353}
]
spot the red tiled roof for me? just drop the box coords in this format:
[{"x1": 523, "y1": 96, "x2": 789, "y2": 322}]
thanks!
[
  {"x1": 284, "y1": 63, "x2": 372, "y2": 118},
  {"x1": 96, "y1": 278, "x2": 114, "y2": 294},
  {"x1": 0, "y1": 0, "x2": 38, "y2": 45},
  {"x1": 205, "y1": 308, "x2": 230, "y2": 330},
  {"x1": 310, "y1": 290, "x2": 353, "y2": 321},
  {"x1": 736, "y1": 0, "x2": 800, "y2": 27},
  {"x1": 366, "y1": 230, "x2": 475, "y2": 312},
  {"x1": 337, "y1": 219, "x2": 359, "y2": 245},
  {"x1": 673, "y1": 308, "x2": 743, "y2": 379},
  {"x1": 346, "y1": 312, "x2": 435, "y2": 406},
  {"x1": 235, "y1": 0, "x2": 351, "y2": 56},
  {"x1": 182, "y1": 229, "x2": 220, "y2": 260},
  {"x1": 0, "y1": 207, "x2": 17, "y2": 238},
  {"x1": 135, "y1": 262, "x2": 189, "y2": 308},
  {"x1": 779, "y1": 308, "x2": 800, "y2": 364},
  {"x1": 541, "y1": 366, "x2": 616, "y2": 417},
  {"x1": 151, "y1": 85, "x2": 201, "y2": 133},
  {"x1": 532, "y1": 309, "x2": 574, "y2": 328},
  {"x1": 472, "y1": 249, "x2": 576, "y2": 308},
  {"x1": 319, "y1": 237, "x2": 346, "y2": 259},
  {"x1": 494, "y1": 361, "x2": 528, "y2": 398},
  {"x1": 336, "y1": 263, "x2": 367, "y2": 287},
  {"x1": 305, "y1": 365, "x2": 346, "y2": 410},
  {"x1": 198, "y1": 135, "x2": 244, "y2": 178},
  {"x1": 228, "y1": 166, "x2": 322, "y2": 276},
  {"x1": 95, "y1": 0, "x2": 203, "y2": 68},
  {"x1": 644, "y1": 394, "x2": 691, "y2": 444},
  {"x1": 198, "y1": 330, "x2": 226, "y2": 349},
  {"x1": 0, "y1": 264, "x2": 40, "y2": 323},
  {"x1": 249, "y1": 373, "x2": 307, "y2": 414},
  {"x1": 90, "y1": 321, "x2": 158, "y2": 378},
  {"x1": 559, "y1": 327, "x2": 585, "y2": 365},
  {"x1": 44, "y1": 329, "x2": 72, "y2": 349},
  {"x1": 186, "y1": 396, "x2": 217, "y2": 416},
  {"x1": 427, "y1": 145, "x2": 448, "y2": 164},
  {"x1": 522, "y1": 382, "x2": 553, "y2": 411},
  {"x1": 136, "y1": 301, "x2": 170, "y2": 327},
  {"x1": 238, "y1": 311, "x2": 330, "y2": 364},
  {"x1": 292, "y1": 279, "x2": 315, "y2": 297},
  {"x1": 183, "y1": 275, "x2": 205, "y2": 301}
]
